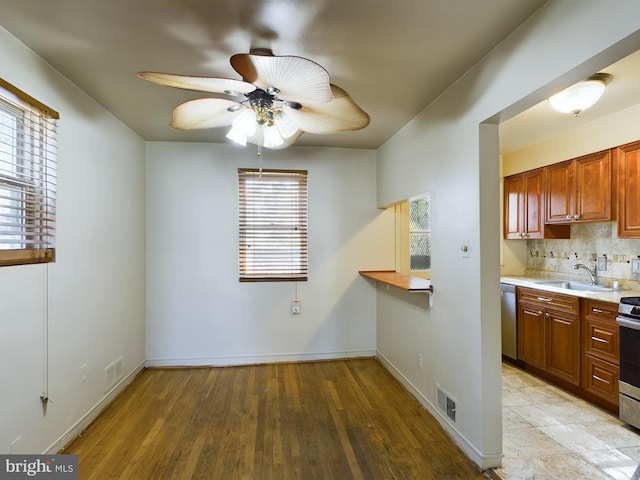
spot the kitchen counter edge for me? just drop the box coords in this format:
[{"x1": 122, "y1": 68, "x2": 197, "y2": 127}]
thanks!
[{"x1": 500, "y1": 276, "x2": 640, "y2": 304}]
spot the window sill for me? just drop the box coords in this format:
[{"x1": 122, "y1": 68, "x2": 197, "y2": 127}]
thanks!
[{"x1": 359, "y1": 270, "x2": 433, "y2": 293}]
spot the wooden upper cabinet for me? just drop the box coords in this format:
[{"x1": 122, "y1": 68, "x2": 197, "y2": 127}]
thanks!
[
  {"x1": 617, "y1": 140, "x2": 640, "y2": 238},
  {"x1": 504, "y1": 174, "x2": 524, "y2": 239},
  {"x1": 546, "y1": 150, "x2": 612, "y2": 224},
  {"x1": 546, "y1": 160, "x2": 574, "y2": 223},
  {"x1": 504, "y1": 168, "x2": 569, "y2": 240}
]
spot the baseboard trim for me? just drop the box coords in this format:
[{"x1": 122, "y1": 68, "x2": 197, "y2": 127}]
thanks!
[
  {"x1": 45, "y1": 360, "x2": 146, "y2": 454},
  {"x1": 145, "y1": 350, "x2": 377, "y2": 368},
  {"x1": 376, "y1": 352, "x2": 502, "y2": 471}
]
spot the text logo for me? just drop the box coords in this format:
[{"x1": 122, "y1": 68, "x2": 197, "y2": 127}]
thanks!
[{"x1": 0, "y1": 455, "x2": 77, "y2": 479}]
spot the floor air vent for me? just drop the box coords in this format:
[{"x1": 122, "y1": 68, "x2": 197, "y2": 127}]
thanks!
[{"x1": 436, "y1": 384, "x2": 457, "y2": 423}]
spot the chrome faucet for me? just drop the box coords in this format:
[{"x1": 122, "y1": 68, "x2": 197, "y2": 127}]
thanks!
[{"x1": 574, "y1": 262, "x2": 597, "y2": 285}]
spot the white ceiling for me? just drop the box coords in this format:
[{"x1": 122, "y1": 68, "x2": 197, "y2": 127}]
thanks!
[
  {"x1": 6, "y1": 0, "x2": 636, "y2": 156},
  {"x1": 1, "y1": 1, "x2": 637, "y2": 155},
  {"x1": 500, "y1": 48, "x2": 640, "y2": 154},
  {"x1": 0, "y1": 0, "x2": 554, "y2": 151}
]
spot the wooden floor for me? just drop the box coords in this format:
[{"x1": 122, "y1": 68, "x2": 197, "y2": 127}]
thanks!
[{"x1": 65, "y1": 358, "x2": 489, "y2": 479}]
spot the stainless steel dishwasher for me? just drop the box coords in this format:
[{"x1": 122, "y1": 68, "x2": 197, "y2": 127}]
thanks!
[{"x1": 500, "y1": 283, "x2": 517, "y2": 361}]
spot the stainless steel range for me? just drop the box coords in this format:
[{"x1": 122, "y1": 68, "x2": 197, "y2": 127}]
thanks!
[{"x1": 617, "y1": 297, "x2": 640, "y2": 429}]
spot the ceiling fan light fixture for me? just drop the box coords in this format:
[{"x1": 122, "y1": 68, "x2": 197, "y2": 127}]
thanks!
[
  {"x1": 262, "y1": 125, "x2": 285, "y2": 148},
  {"x1": 548, "y1": 73, "x2": 612, "y2": 116},
  {"x1": 275, "y1": 111, "x2": 298, "y2": 139},
  {"x1": 226, "y1": 109, "x2": 256, "y2": 146}
]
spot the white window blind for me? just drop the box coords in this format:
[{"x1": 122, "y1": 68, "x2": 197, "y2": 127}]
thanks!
[
  {"x1": 0, "y1": 78, "x2": 58, "y2": 266},
  {"x1": 238, "y1": 168, "x2": 308, "y2": 282}
]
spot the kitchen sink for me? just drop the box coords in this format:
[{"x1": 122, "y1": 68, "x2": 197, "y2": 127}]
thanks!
[{"x1": 535, "y1": 280, "x2": 613, "y2": 292}]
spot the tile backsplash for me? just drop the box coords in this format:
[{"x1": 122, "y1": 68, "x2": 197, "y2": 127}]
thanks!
[{"x1": 525, "y1": 222, "x2": 640, "y2": 288}]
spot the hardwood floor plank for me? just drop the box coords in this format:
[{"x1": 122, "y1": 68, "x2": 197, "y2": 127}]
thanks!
[{"x1": 64, "y1": 359, "x2": 489, "y2": 479}]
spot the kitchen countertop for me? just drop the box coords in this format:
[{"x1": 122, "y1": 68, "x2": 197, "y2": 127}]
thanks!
[{"x1": 500, "y1": 275, "x2": 640, "y2": 303}]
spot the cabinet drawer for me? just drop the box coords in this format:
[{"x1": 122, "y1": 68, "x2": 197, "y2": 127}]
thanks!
[
  {"x1": 583, "y1": 299, "x2": 617, "y2": 321},
  {"x1": 584, "y1": 355, "x2": 619, "y2": 405},
  {"x1": 584, "y1": 318, "x2": 619, "y2": 365},
  {"x1": 517, "y1": 287, "x2": 579, "y2": 315}
]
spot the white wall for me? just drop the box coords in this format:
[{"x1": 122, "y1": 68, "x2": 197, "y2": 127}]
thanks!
[
  {"x1": 375, "y1": 1, "x2": 640, "y2": 469},
  {"x1": 146, "y1": 142, "x2": 394, "y2": 366},
  {"x1": 0, "y1": 27, "x2": 146, "y2": 454}
]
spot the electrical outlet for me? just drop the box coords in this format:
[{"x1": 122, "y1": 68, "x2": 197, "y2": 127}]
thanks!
[
  {"x1": 632, "y1": 258, "x2": 640, "y2": 274},
  {"x1": 291, "y1": 300, "x2": 301, "y2": 315},
  {"x1": 417, "y1": 354, "x2": 423, "y2": 371},
  {"x1": 597, "y1": 256, "x2": 607, "y2": 271}
]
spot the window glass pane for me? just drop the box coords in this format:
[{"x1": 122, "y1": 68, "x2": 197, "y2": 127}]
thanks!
[
  {"x1": 0, "y1": 182, "x2": 24, "y2": 249},
  {"x1": 0, "y1": 107, "x2": 19, "y2": 176},
  {"x1": 409, "y1": 195, "x2": 431, "y2": 231},
  {"x1": 409, "y1": 233, "x2": 431, "y2": 270},
  {"x1": 409, "y1": 193, "x2": 431, "y2": 271}
]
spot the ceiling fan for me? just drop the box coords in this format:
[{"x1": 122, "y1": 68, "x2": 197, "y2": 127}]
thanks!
[{"x1": 138, "y1": 48, "x2": 370, "y2": 150}]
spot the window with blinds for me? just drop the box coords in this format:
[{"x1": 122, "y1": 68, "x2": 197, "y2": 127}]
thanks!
[
  {"x1": 238, "y1": 168, "x2": 308, "y2": 282},
  {"x1": 0, "y1": 78, "x2": 58, "y2": 266}
]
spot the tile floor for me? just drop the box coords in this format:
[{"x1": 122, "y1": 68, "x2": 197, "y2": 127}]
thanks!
[{"x1": 495, "y1": 362, "x2": 640, "y2": 480}]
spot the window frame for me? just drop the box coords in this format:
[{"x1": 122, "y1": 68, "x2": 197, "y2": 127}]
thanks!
[
  {"x1": 395, "y1": 193, "x2": 432, "y2": 279},
  {"x1": 238, "y1": 168, "x2": 308, "y2": 282},
  {"x1": 0, "y1": 78, "x2": 58, "y2": 266}
]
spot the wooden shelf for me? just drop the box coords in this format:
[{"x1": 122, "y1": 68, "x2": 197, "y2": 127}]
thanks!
[{"x1": 359, "y1": 270, "x2": 433, "y2": 292}]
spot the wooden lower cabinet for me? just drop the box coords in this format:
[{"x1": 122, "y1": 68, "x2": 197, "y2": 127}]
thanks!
[
  {"x1": 517, "y1": 304, "x2": 546, "y2": 368},
  {"x1": 583, "y1": 355, "x2": 619, "y2": 405},
  {"x1": 547, "y1": 309, "x2": 580, "y2": 385},
  {"x1": 517, "y1": 287, "x2": 580, "y2": 385},
  {"x1": 582, "y1": 299, "x2": 619, "y2": 408},
  {"x1": 516, "y1": 288, "x2": 619, "y2": 412}
]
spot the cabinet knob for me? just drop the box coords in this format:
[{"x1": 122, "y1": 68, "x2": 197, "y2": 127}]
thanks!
[
  {"x1": 545, "y1": 312, "x2": 551, "y2": 318},
  {"x1": 520, "y1": 232, "x2": 526, "y2": 238},
  {"x1": 566, "y1": 215, "x2": 572, "y2": 220},
  {"x1": 537, "y1": 310, "x2": 543, "y2": 316},
  {"x1": 574, "y1": 214, "x2": 580, "y2": 220}
]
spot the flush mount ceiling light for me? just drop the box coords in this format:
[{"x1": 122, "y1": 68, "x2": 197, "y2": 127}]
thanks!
[
  {"x1": 548, "y1": 73, "x2": 613, "y2": 116},
  {"x1": 137, "y1": 48, "x2": 369, "y2": 153}
]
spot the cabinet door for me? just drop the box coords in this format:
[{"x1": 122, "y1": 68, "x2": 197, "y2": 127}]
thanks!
[
  {"x1": 574, "y1": 150, "x2": 611, "y2": 222},
  {"x1": 617, "y1": 140, "x2": 640, "y2": 238},
  {"x1": 517, "y1": 304, "x2": 545, "y2": 368},
  {"x1": 546, "y1": 310, "x2": 580, "y2": 385},
  {"x1": 523, "y1": 169, "x2": 544, "y2": 238},
  {"x1": 504, "y1": 174, "x2": 524, "y2": 239},
  {"x1": 546, "y1": 160, "x2": 574, "y2": 224}
]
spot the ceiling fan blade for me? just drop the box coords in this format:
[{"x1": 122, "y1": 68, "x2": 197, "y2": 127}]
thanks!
[
  {"x1": 230, "y1": 54, "x2": 333, "y2": 104},
  {"x1": 138, "y1": 72, "x2": 255, "y2": 95},
  {"x1": 284, "y1": 85, "x2": 370, "y2": 134},
  {"x1": 170, "y1": 98, "x2": 243, "y2": 130}
]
